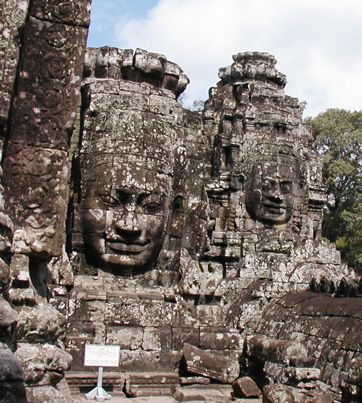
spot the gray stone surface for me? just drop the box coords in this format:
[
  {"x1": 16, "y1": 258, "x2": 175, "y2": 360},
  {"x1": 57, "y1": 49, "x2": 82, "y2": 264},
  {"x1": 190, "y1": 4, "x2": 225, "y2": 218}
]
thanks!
[
  {"x1": 26, "y1": 385, "x2": 67, "y2": 403},
  {"x1": 0, "y1": 344, "x2": 26, "y2": 402},
  {"x1": 15, "y1": 342, "x2": 72, "y2": 385},
  {"x1": 233, "y1": 377, "x2": 262, "y2": 398},
  {"x1": 183, "y1": 343, "x2": 240, "y2": 384},
  {"x1": 263, "y1": 384, "x2": 295, "y2": 403},
  {"x1": 174, "y1": 384, "x2": 233, "y2": 402},
  {"x1": 0, "y1": 0, "x2": 29, "y2": 135}
]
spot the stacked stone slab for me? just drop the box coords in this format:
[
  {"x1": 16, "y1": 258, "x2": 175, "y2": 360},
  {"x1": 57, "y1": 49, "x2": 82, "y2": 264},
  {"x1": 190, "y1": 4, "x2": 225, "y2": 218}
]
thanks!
[{"x1": 246, "y1": 287, "x2": 362, "y2": 402}]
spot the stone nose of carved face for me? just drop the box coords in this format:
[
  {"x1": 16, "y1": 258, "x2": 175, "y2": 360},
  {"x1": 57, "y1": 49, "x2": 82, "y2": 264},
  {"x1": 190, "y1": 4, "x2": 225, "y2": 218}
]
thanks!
[
  {"x1": 115, "y1": 225, "x2": 143, "y2": 243},
  {"x1": 269, "y1": 188, "x2": 283, "y2": 202},
  {"x1": 113, "y1": 212, "x2": 145, "y2": 243},
  {"x1": 263, "y1": 181, "x2": 284, "y2": 203}
]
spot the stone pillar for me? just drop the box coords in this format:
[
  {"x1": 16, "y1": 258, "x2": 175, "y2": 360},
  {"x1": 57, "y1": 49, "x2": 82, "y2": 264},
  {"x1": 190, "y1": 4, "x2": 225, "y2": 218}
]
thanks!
[
  {"x1": 2, "y1": 0, "x2": 92, "y2": 258},
  {"x1": 0, "y1": 0, "x2": 29, "y2": 137}
]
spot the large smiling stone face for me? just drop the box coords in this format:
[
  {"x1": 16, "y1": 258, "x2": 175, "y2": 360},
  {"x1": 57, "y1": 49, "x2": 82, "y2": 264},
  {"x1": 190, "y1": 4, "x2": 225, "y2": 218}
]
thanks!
[
  {"x1": 80, "y1": 159, "x2": 171, "y2": 275},
  {"x1": 77, "y1": 79, "x2": 180, "y2": 276}
]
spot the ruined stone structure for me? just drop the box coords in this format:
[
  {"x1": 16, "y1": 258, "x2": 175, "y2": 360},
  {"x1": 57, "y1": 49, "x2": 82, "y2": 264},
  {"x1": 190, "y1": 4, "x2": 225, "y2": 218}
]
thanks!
[{"x1": 0, "y1": 1, "x2": 361, "y2": 402}]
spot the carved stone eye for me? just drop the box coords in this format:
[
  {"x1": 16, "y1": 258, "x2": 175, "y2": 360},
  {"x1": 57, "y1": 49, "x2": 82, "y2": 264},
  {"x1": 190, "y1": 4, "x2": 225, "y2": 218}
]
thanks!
[
  {"x1": 97, "y1": 194, "x2": 120, "y2": 207},
  {"x1": 262, "y1": 179, "x2": 275, "y2": 192},
  {"x1": 144, "y1": 202, "x2": 162, "y2": 212}
]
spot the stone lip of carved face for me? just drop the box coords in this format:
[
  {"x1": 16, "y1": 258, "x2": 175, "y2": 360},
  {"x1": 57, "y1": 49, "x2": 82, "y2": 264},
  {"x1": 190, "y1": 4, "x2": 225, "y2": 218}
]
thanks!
[
  {"x1": 80, "y1": 169, "x2": 170, "y2": 275},
  {"x1": 245, "y1": 161, "x2": 296, "y2": 226}
]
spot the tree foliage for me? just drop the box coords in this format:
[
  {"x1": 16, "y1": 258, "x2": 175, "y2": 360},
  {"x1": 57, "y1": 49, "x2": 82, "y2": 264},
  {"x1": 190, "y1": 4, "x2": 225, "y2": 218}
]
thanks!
[{"x1": 306, "y1": 109, "x2": 362, "y2": 274}]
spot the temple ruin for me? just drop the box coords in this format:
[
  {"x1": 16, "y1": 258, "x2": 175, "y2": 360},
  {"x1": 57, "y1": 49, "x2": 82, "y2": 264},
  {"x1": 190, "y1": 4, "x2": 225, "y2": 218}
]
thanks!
[{"x1": 0, "y1": 1, "x2": 361, "y2": 402}]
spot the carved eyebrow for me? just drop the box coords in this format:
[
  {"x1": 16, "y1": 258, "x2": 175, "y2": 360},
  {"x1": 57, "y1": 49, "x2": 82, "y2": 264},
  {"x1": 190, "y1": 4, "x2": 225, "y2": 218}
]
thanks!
[{"x1": 97, "y1": 194, "x2": 120, "y2": 207}]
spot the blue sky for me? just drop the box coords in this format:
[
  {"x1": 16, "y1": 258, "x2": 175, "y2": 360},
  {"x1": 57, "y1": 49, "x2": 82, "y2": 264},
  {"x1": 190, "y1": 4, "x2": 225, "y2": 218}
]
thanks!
[
  {"x1": 87, "y1": 0, "x2": 362, "y2": 117},
  {"x1": 87, "y1": 0, "x2": 159, "y2": 47}
]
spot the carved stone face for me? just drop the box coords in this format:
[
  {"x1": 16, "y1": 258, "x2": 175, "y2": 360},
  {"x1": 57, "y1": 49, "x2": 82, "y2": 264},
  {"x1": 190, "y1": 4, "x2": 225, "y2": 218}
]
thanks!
[
  {"x1": 245, "y1": 160, "x2": 296, "y2": 226},
  {"x1": 80, "y1": 161, "x2": 170, "y2": 275}
]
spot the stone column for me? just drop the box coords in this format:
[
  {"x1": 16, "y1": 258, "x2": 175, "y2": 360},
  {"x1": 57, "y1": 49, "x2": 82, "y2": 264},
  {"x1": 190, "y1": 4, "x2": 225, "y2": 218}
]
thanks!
[
  {"x1": 2, "y1": 0, "x2": 91, "y2": 258},
  {"x1": 0, "y1": 0, "x2": 29, "y2": 137}
]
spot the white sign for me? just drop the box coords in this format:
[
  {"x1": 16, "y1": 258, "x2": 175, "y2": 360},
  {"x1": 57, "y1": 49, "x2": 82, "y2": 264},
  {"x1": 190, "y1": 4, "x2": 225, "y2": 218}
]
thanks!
[{"x1": 84, "y1": 344, "x2": 120, "y2": 368}]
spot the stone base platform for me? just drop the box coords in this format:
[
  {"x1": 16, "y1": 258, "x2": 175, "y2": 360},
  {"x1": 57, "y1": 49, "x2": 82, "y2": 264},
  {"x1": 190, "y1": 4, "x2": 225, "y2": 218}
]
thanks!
[
  {"x1": 66, "y1": 371, "x2": 180, "y2": 398},
  {"x1": 66, "y1": 377, "x2": 264, "y2": 403}
]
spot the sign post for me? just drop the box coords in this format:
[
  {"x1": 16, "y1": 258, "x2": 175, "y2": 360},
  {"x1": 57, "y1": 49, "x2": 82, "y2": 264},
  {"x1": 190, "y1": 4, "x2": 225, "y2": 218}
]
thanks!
[{"x1": 84, "y1": 344, "x2": 120, "y2": 402}]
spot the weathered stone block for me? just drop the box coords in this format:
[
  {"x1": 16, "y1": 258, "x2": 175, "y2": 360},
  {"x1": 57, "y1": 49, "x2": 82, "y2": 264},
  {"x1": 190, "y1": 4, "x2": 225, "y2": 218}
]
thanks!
[
  {"x1": 25, "y1": 385, "x2": 67, "y2": 403},
  {"x1": 139, "y1": 300, "x2": 171, "y2": 327},
  {"x1": 199, "y1": 327, "x2": 243, "y2": 350},
  {"x1": 64, "y1": 336, "x2": 93, "y2": 371},
  {"x1": 105, "y1": 326, "x2": 143, "y2": 350},
  {"x1": 263, "y1": 384, "x2": 295, "y2": 403},
  {"x1": 118, "y1": 350, "x2": 182, "y2": 373},
  {"x1": 196, "y1": 304, "x2": 226, "y2": 327},
  {"x1": 143, "y1": 327, "x2": 172, "y2": 351},
  {"x1": 174, "y1": 384, "x2": 233, "y2": 402},
  {"x1": 15, "y1": 343, "x2": 72, "y2": 386},
  {"x1": 102, "y1": 299, "x2": 142, "y2": 327},
  {"x1": 183, "y1": 343, "x2": 239, "y2": 384},
  {"x1": 16, "y1": 303, "x2": 66, "y2": 343},
  {"x1": 126, "y1": 373, "x2": 179, "y2": 398},
  {"x1": 171, "y1": 303, "x2": 198, "y2": 328},
  {"x1": 171, "y1": 327, "x2": 200, "y2": 350},
  {"x1": 287, "y1": 367, "x2": 320, "y2": 382},
  {"x1": 302, "y1": 388, "x2": 334, "y2": 403},
  {"x1": 31, "y1": 0, "x2": 91, "y2": 26},
  {"x1": 0, "y1": 298, "x2": 18, "y2": 342},
  {"x1": 180, "y1": 376, "x2": 210, "y2": 385},
  {"x1": 233, "y1": 377, "x2": 262, "y2": 398},
  {"x1": 289, "y1": 357, "x2": 316, "y2": 368},
  {"x1": 247, "y1": 335, "x2": 308, "y2": 364},
  {"x1": 7, "y1": 288, "x2": 36, "y2": 306},
  {"x1": 134, "y1": 48, "x2": 167, "y2": 79}
]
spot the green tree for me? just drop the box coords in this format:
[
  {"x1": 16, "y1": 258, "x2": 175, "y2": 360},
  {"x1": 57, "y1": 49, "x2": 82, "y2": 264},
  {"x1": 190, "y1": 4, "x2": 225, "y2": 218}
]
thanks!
[{"x1": 306, "y1": 109, "x2": 362, "y2": 274}]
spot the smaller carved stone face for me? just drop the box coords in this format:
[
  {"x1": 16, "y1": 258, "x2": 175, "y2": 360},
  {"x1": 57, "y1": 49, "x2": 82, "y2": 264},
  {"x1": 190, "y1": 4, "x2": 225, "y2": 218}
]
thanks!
[
  {"x1": 81, "y1": 161, "x2": 170, "y2": 275},
  {"x1": 245, "y1": 160, "x2": 296, "y2": 226}
]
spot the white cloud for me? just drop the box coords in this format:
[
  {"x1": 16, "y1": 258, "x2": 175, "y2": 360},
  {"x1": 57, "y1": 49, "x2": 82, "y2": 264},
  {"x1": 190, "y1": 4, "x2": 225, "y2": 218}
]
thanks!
[{"x1": 114, "y1": 0, "x2": 362, "y2": 116}]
